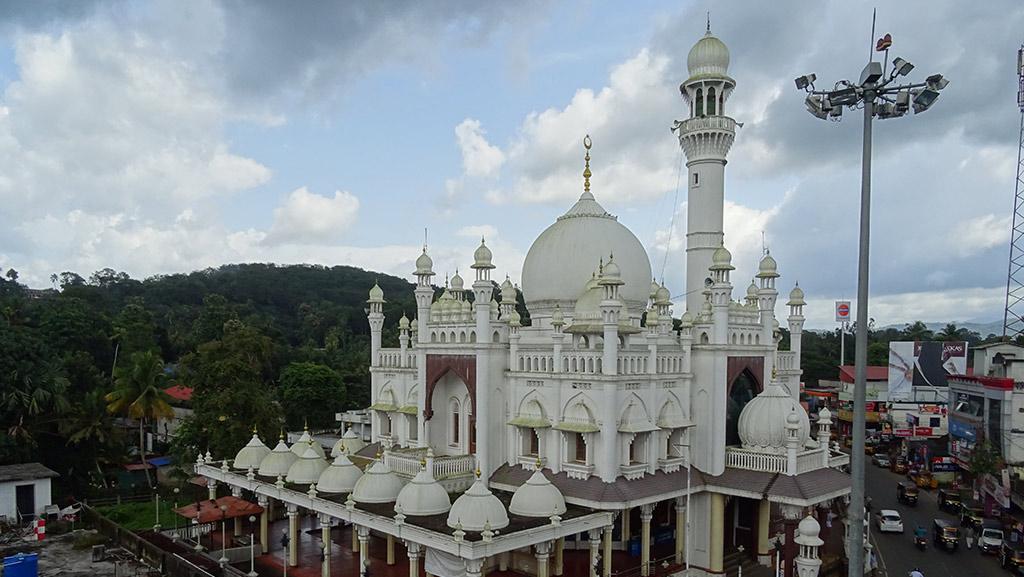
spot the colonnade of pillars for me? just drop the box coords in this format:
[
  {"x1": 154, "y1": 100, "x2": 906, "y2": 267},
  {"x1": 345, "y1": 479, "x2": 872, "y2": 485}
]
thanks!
[{"x1": 209, "y1": 480, "x2": 693, "y2": 577}]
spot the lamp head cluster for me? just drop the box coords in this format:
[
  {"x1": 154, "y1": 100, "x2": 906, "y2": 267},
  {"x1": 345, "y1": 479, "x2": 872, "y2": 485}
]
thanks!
[{"x1": 796, "y1": 51, "x2": 947, "y2": 122}]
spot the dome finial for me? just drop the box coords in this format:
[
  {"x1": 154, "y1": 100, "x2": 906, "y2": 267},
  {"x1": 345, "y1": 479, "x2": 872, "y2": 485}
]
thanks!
[
  {"x1": 583, "y1": 134, "x2": 593, "y2": 194},
  {"x1": 706, "y1": 10, "x2": 711, "y2": 34}
]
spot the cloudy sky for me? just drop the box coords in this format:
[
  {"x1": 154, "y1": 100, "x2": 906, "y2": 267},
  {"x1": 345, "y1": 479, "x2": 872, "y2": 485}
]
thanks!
[{"x1": 0, "y1": 0, "x2": 1021, "y2": 329}]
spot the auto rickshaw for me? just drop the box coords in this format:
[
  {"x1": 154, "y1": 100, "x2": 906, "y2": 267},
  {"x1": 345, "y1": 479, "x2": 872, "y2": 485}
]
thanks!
[
  {"x1": 937, "y1": 489, "x2": 962, "y2": 513},
  {"x1": 897, "y1": 481, "x2": 919, "y2": 506},
  {"x1": 892, "y1": 457, "x2": 908, "y2": 474},
  {"x1": 960, "y1": 503, "x2": 985, "y2": 529},
  {"x1": 932, "y1": 518, "x2": 959, "y2": 551},
  {"x1": 915, "y1": 469, "x2": 937, "y2": 489}
]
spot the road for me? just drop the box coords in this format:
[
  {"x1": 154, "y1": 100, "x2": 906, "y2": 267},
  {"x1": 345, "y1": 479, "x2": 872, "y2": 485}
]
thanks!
[{"x1": 865, "y1": 460, "x2": 1008, "y2": 577}]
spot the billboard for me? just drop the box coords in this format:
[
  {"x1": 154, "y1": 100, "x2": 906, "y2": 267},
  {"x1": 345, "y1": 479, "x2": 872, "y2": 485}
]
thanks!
[{"x1": 888, "y1": 341, "x2": 968, "y2": 400}]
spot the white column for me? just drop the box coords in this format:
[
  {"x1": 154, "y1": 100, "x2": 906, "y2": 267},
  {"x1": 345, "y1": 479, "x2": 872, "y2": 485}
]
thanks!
[
  {"x1": 465, "y1": 558, "x2": 484, "y2": 577},
  {"x1": 554, "y1": 537, "x2": 564, "y2": 576},
  {"x1": 588, "y1": 529, "x2": 602, "y2": 577},
  {"x1": 358, "y1": 526, "x2": 370, "y2": 576},
  {"x1": 232, "y1": 487, "x2": 243, "y2": 537},
  {"x1": 640, "y1": 504, "x2": 654, "y2": 577},
  {"x1": 407, "y1": 542, "x2": 423, "y2": 577},
  {"x1": 603, "y1": 525, "x2": 613, "y2": 577},
  {"x1": 320, "y1": 514, "x2": 331, "y2": 577},
  {"x1": 387, "y1": 533, "x2": 396, "y2": 565},
  {"x1": 207, "y1": 479, "x2": 218, "y2": 501},
  {"x1": 675, "y1": 496, "x2": 686, "y2": 565},
  {"x1": 286, "y1": 505, "x2": 298, "y2": 568},
  {"x1": 535, "y1": 541, "x2": 552, "y2": 577},
  {"x1": 258, "y1": 496, "x2": 269, "y2": 551}
]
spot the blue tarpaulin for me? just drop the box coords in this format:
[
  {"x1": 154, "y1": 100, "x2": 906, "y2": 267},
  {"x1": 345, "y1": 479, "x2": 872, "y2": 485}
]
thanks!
[
  {"x1": 3, "y1": 553, "x2": 39, "y2": 577},
  {"x1": 147, "y1": 456, "x2": 172, "y2": 467}
]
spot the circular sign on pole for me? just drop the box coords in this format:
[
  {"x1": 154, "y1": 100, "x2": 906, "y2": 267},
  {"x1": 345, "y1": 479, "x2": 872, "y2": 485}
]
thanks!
[{"x1": 835, "y1": 301, "x2": 851, "y2": 323}]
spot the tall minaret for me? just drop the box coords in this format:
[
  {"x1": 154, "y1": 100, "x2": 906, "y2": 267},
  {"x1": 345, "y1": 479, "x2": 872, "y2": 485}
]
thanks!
[{"x1": 674, "y1": 25, "x2": 736, "y2": 315}]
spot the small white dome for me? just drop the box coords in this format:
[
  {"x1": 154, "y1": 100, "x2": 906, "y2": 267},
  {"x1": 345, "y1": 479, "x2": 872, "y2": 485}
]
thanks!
[
  {"x1": 395, "y1": 464, "x2": 451, "y2": 516},
  {"x1": 552, "y1": 305, "x2": 565, "y2": 325},
  {"x1": 472, "y1": 238, "x2": 495, "y2": 270},
  {"x1": 687, "y1": 31, "x2": 730, "y2": 79},
  {"x1": 817, "y1": 407, "x2": 832, "y2": 424},
  {"x1": 757, "y1": 253, "x2": 779, "y2": 278},
  {"x1": 447, "y1": 476, "x2": 509, "y2": 532},
  {"x1": 316, "y1": 452, "x2": 363, "y2": 494},
  {"x1": 352, "y1": 458, "x2": 404, "y2": 504},
  {"x1": 650, "y1": 279, "x2": 660, "y2": 299},
  {"x1": 508, "y1": 309, "x2": 521, "y2": 327},
  {"x1": 286, "y1": 445, "x2": 328, "y2": 484},
  {"x1": 332, "y1": 427, "x2": 366, "y2": 457},
  {"x1": 679, "y1": 311, "x2": 694, "y2": 326},
  {"x1": 368, "y1": 282, "x2": 385, "y2": 302},
  {"x1": 602, "y1": 257, "x2": 622, "y2": 279},
  {"x1": 746, "y1": 281, "x2": 758, "y2": 298},
  {"x1": 509, "y1": 469, "x2": 566, "y2": 518},
  {"x1": 737, "y1": 383, "x2": 810, "y2": 454},
  {"x1": 233, "y1": 432, "x2": 271, "y2": 471},
  {"x1": 786, "y1": 409, "x2": 801, "y2": 427},
  {"x1": 399, "y1": 313, "x2": 410, "y2": 330},
  {"x1": 711, "y1": 245, "x2": 733, "y2": 269},
  {"x1": 450, "y1": 271, "x2": 465, "y2": 292},
  {"x1": 258, "y1": 437, "x2": 298, "y2": 478},
  {"x1": 787, "y1": 284, "x2": 806, "y2": 306},
  {"x1": 291, "y1": 429, "x2": 326, "y2": 459},
  {"x1": 415, "y1": 249, "x2": 434, "y2": 276},
  {"x1": 795, "y1": 514, "x2": 824, "y2": 547},
  {"x1": 655, "y1": 284, "x2": 671, "y2": 306}
]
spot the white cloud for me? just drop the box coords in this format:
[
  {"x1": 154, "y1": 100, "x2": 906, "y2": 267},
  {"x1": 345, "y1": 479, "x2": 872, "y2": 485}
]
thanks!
[
  {"x1": 265, "y1": 187, "x2": 360, "y2": 246},
  {"x1": 455, "y1": 119, "x2": 505, "y2": 178},
  {"x1": 479, "y1": 49, "x2": 680, "y2": 206},
  {"x1": 457, "y1": 224, "x2": 498, "y2": 239},
  {"x1": 804, "y1": 287, "x2": 1006, "y2": 330},
  {"x1": 955, "y1": 213, "x2": 1011, "y2": 257}
]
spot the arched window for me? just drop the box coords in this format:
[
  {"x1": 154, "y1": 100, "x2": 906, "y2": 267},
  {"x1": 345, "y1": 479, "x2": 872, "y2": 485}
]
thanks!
[
  {"x1": 450, "y1": 398, "x2": 461, "y2": 446},
  {"x1": 695, "y1": 88, "x2": 705, "y2": 116},
  {"x1": 707, "y1": 87, "x2": 717, "y2": 115},
  {"x1": 726, "y1": 372, "x2": 759, "y2": 446}
]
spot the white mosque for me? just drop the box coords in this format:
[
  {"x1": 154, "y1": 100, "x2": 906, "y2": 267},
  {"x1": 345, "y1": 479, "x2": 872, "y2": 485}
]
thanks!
[{"x1": 197, "y1": 27, "x2": 850, "y2": 577}]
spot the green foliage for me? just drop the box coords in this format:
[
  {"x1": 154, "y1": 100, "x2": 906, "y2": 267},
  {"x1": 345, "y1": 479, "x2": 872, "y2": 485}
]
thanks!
[
  {"x1": 172, "y1": 321, "x2": 283, "y2": 461},
  {"x1": 279, "y1": 362, "x2": 345, "y2": 429},
  {"x1": 969, "y1": 440, "x2": 1002, "y2": 478},
  {"x1": 95, "y1": 499, "x2": 178, "y2": 531}
]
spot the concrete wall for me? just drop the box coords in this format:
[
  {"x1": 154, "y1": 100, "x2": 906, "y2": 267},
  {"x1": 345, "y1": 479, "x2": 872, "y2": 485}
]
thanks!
[{"x1": 0, "y1": 478, "x2": 51, "y2": 521}]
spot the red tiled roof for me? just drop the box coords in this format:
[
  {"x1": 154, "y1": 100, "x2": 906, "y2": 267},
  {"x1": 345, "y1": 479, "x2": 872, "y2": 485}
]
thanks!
[
  {"x1": 490, "y1": 463, "x2": 700, "y2": 507},
  {"x1": 838, "y1": 365, "x2": 888, "y2": 383},
  {"x1": 173, "y1": 496, "x2": 263, "y2": 523},
  {"x1": 164, "y1": 384, "x2": 193, "y2": 402}
]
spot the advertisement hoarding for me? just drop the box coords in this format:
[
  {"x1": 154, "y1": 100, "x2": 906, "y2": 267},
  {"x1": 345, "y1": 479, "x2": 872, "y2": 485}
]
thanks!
[{"x1": 888, "y1": 341, "x2": 968, "y2": 400}]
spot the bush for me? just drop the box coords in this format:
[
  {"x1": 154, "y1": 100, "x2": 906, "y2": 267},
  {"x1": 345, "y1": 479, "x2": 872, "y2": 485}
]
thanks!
[{"x1": 72, "y1": 531, "x2": 109, "y2": 550}]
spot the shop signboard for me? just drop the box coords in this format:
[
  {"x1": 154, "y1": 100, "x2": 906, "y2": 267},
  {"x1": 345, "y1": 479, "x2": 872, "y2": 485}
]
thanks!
[
  {"x1": 983, "y1": 474, "x2": 1011, "y2": 509},
  {"x1": 931, "y1": 456, "x2": 957, "y2": 472}
]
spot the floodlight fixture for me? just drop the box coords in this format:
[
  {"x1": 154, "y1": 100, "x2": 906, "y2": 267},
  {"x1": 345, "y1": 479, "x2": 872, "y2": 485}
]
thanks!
[
  {"x1": 894, "y1": 90, "x2": 911, "y2": 115},
  {"x1": 829, "y1": 106, "x2": 843, "y2": 119},
  {"x1": 795, "y1": 73, "x2": 817, "y2": 90},
  {"x1": 859, "y1": 61, "x2": 883, "y2": 85},
  {"x1": 829, "y1": 87, "x2": 859, "y2": 106},
  {"x1": 891, "y1": 57, "x2": 914, "y2": 77},
  {"x1": 805, "y1": 94, "x2": 828, "y2": 119},
  {"x1": 926, "y1": 73, "x2": 949, "y2": 91},
  {"x1": 912, "y1": 88, "x2": 940, "y2": 113},
  {"x1": 875, "y1": 102, "x2": 895, "y2": 119}
]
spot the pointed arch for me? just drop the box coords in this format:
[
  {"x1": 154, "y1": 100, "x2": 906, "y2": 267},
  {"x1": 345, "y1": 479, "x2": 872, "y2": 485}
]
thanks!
[{"x1": 618, "y1": 393, "x2": 656, "y2": 432}]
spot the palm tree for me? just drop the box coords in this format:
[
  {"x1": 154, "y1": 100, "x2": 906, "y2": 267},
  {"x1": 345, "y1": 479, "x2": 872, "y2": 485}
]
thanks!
[
  {"x1": 105, "y1": 351, "x2": 174, "y2": 487},
  {"x1": 0, "y1": 369, "x2": 70, "y2": 447},
  {"x1": 62, "y1": 389, "x2": 122, "y2": 488},
  {"x1": 902, "y1": 320, "x2": 933, "y2": 341},
  {"x1": 937, "y1": 323, "x2": 968, "y2": 342}
]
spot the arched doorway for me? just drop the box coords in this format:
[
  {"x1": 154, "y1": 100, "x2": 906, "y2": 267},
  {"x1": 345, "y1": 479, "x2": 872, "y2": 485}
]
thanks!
[{"x1": 726, "y1": 370, "x2": 758, "y2": 446}]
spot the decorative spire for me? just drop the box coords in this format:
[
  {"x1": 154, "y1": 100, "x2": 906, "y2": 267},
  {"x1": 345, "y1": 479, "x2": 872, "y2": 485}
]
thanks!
[
  {"x1": 706, "y1": 11, "x2": 711, "y2": 34},
  {"x1": 583, "y1": 134, "x2": 593, "y2": 193}
]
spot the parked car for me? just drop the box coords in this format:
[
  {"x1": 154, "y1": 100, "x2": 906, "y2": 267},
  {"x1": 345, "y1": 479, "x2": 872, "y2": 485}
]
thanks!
[
  {"x1": 937, "y1": 489, "x2": 961, "y2": 513},
  {"x1": 892, "y1": 458, "x2": 908, "y2": 474},
  {"x1": 932, "y1": 518, "x2": 958, "y2": 551},
  {"x1": 876, "y1": 509, "x2": 904, "y2": 534},
  {"x1": 873, "y1": 454, "x2": 890, "y2": 468},
  {"x1": 897, "y1": 481, "x2": 919, "y2": 506},
  {"x1": 979, "y1": 519, "x2": 1004, "y2": 554},
  {"x1": 1000, "y1": 542, "x2": 1024, "y2": 569}
]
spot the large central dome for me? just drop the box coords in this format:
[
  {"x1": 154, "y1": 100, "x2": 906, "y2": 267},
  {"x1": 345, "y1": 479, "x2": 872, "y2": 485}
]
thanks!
[{"x1": 521, "y1": 191, "x2": 653, "y2": 318}]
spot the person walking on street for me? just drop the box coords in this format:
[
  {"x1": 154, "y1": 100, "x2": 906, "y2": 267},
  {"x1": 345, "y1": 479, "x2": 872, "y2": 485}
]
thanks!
[{"x1": 965, "y1": 524, "x2": 976, "y2": 550}]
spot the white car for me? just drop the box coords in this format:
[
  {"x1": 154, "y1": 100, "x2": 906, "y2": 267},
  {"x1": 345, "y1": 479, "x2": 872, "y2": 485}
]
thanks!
[{"x1": 876, "y1": 509, "x2": 904, "y2": 533}]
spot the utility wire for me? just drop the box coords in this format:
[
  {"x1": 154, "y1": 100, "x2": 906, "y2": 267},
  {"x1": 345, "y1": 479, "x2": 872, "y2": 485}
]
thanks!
[{"x1": 659, "y1": 151, "x2": 686, "y2": 284}]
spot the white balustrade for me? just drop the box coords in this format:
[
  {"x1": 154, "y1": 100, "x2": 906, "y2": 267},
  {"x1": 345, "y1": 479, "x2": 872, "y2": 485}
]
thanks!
[
  {"x1": 383, "y1": 449, "x2": 476, "y2": 481},
  {"x1": 724, "y1": 448, "x2": 787, "y2": 474},
  {"x1": 620, "y1": 462, "x2": 647, "y2": 481},
  {"x1": 562, "y1": 461, "x2": 594, "y2": 481},
  {"x1": 376, "y1": 348, "x2": 417, "y2": 369},
  {"x1": 776, "y1": 351, "x2": 796, "y2": 371},
  {"x1": 795, "y1": 449, "x2": 825, "y2": 474},
  {"x1": 657, "y1": 456, "x2": 685, "y2": 474}
]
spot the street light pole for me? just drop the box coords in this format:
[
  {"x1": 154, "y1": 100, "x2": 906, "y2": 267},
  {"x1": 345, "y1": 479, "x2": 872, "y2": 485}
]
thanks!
[
  {"x1": 154, "y1": 492, "x2": 161, "y2": 531},
  {"x1": 795, "y1": 35, "x2": 947, "y2": 577},
  {"x1": 220, "y1": 505, "x2": 229, "y2": 567},
  {"x1": 248, "y1": 515, "x2": 258, "y2": 577}
]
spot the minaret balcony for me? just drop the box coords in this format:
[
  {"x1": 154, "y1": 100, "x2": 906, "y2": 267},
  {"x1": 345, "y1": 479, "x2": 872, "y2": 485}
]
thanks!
[
  {"x1": 776, "y1": 351, "x2": 796, "y2": 372},
  {"x1": 377, "y1": 348, "x2": 417, "y2": 370},
  {"x1": 676, "y1": 115, "x2": 737, "y2": 135}
]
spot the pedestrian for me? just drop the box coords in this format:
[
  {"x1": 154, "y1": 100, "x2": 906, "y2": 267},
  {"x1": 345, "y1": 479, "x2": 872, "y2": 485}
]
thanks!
[
  {"x1": 965, "y1": 524, "x2": 976, "y2": 550},
  {"x1": 826, "y1": 510, "x2": 835, "y2": 529}
]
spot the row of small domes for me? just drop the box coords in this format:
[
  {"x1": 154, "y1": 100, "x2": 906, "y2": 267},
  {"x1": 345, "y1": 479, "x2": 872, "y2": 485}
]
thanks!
[{"x1": 230, "y1": 430, "x2": 565, "y2": 533}]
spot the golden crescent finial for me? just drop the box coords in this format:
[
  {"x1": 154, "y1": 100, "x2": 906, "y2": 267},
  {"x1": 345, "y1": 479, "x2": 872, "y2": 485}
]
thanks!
[{"x1": 583, "y1": 134, "x2": 592, "y2": 193}]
